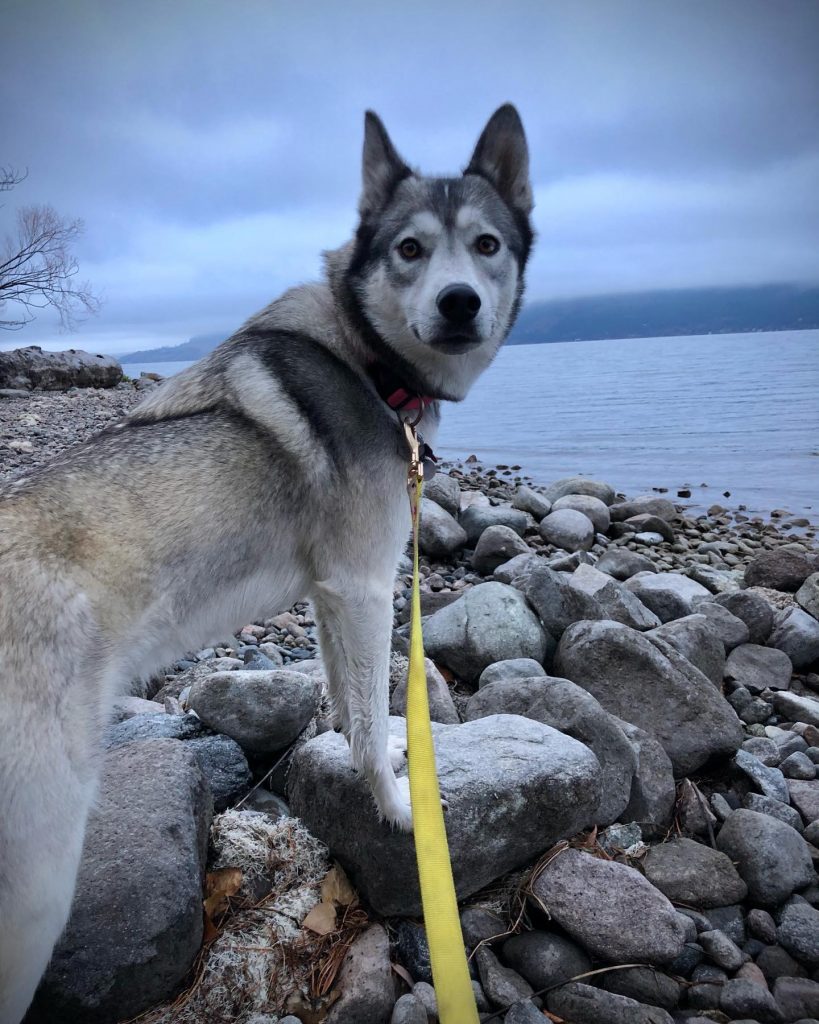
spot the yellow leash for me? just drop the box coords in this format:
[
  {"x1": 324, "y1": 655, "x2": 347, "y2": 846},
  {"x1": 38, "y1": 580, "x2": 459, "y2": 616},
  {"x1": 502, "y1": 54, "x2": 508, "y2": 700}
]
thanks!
[{"x1": 403, "y1": 421, "x2": 480, "y2": 1024}]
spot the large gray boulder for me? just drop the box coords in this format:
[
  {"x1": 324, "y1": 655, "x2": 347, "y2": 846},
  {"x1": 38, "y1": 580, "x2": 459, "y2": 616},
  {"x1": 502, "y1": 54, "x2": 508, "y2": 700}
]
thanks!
[
  {"x1": 725, "y1": 644, "x2": 793, "y2": 693},
  {"x1": 554, "y1": 620, "x2": 743, "y2": 775},
  {"x1": 539, "y1": 508, "x2": 595, "y2": 552},
  {"x1": 188, "y1": 669, "x2": 321, "y2": 754},
  {"x1": 465, "y1": 675, "x2": 636, "y2": 826},
  {"x1": 596, "y1": 549, "x2": 658, "y2": 581},
  {"x1": 422, "y1": 473, "x2": 461, "y2": 516},
  {"x1": 511, "y1": 485, "x2": 552, "y2": 520},
  {"x1": 623, "y1": 572, "x2": 712, "y2": 622},
  {"x1": 643, "y1": 838, "x2": 748, "y2": 908},
  {"x1": 492, "y1": 551, "x2": 543, "y2": 584},
  {"x1": 471, "y1": 524, "x2": 529, "y2": 575},
  {"x1": 29, "y1": 740, "x2": 212, "y2": 1023},
  {"x1": 768, "y1": 607, "x2": 819, "y2": 669},
  {"x1": 459, "y1": 505, "x2": 528, "y2": 546},
  {"x1": 745, "y1": 548, "x2": 815, "y2": 592},
  {"x1": 543, "y1": 476, "x2": 616, "y2": 506},
  {"x1": 0, "y1": 345, "x2": 122, "y2": 390},
  {"x1": 647, "y1": 614, "x2": 726, "y2": 685},
  {"x1": 716, "y1": 809, "x2": 815, "y2": 907},
  {"x1": 715, "y1": 589, "x2": 775, "y2": 644},
  {"x1": 609, "y1": 496, "x2": 677, "y2": 523},
  {"x1": 696, "y1": 603, "x2": 750, "y2": 651},
  {"x1": 418, "y1": 497, "x2": 467, "y2": 557},
  {"x1": 568, "y1": 563, "x2": 661, "y2": 630},
  {"x1": 523, "y1": 565, "x2": 604, "y2": 638},
  {"x1": 423, "y1": 582, "x2": 551, "y2": 681},
  {"x1": 530, "y1": 848, "x2": 687, "y2": 964},
  {"x1": 288, "y1": 715, "x2": 602, "y2": 916}
]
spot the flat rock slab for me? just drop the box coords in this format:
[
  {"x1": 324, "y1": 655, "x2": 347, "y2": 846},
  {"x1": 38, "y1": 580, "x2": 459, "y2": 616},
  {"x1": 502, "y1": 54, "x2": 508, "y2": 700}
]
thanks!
[
  {"x1": 773, "y1": 690, "x2": 819, "y2": 728},
  {"x1": 569, "y1": 562, "x2": 661, "y2": 631},
  {"x1": 288, "y1": 715, "x2": 602, "y2": 916},
  {"x1": 530, "y1": 848, "x2": 687, "y2": 965},
  {"x1": 725, "y1": 644, "x2": 793, "y2": 693},
  {"x1": 623, "y1": 572, "x2": 712, "y2": 622},
  {"x1": 423, "y1": 582, "x2": 550, "y2": 681},
  {"x1": 554, "y1": 619, "x2": 743, "y2": 776},
  {"x1": 28, "y1": 740, "x2": 212, "y2": 1023},
  {"x1": 644, "y1": 837, "x2": 747, "y2": 908},
  {"x1": 547, "y1": 982, "x2": 675, "y2": 1024}
]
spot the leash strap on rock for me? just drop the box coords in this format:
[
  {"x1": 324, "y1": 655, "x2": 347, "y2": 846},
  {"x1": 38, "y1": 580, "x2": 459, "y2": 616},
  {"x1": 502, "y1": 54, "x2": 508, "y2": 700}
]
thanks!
[{"x1": 403, "y1": 420, "x2": 479, "y2": 1024}]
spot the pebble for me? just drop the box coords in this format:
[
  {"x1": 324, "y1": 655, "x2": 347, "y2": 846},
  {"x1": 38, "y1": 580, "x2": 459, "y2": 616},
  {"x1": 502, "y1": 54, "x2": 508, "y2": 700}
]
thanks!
[{"x1": 699, "y1": 929, "x2": 747, "y2": 971}]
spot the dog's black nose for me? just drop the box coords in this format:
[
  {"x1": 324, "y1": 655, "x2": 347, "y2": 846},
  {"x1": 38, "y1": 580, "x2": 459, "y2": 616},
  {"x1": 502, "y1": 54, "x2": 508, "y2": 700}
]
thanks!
[{"x1": 437, "y1": 284, "x2": 481, "y2": 325}]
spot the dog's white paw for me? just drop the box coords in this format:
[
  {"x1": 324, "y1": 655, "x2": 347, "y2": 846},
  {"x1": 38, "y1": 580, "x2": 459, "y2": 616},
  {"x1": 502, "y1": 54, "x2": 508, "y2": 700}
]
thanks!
[
  {"x1": 387, "y1": 735, "x2": 408, "y2": 771},
  {"x1": 377, "y1": 774, "x2": 414, "y2": 833}
]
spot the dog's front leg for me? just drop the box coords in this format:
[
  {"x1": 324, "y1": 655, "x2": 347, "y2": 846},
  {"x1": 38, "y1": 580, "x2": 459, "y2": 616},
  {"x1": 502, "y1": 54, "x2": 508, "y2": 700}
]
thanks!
[{"x1": 311, "y1": 573, "x2": 412, "y2": 832}]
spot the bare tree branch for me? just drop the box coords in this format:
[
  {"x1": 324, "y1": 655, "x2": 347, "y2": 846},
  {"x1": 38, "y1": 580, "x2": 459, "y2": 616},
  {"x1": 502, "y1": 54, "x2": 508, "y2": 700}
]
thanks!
[{"x1": 0, "y1": 171, "x2": 101, "y2": 331}]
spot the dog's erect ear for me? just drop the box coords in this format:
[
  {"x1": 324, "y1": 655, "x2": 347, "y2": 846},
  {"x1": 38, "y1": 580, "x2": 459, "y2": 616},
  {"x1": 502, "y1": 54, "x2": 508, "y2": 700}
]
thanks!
[
  {"x1": 465, "y1": 104, "x2": 533, "y2": 216},
  {"x1": 360, "y1": 111, "x2": 412, "y2": 217}
]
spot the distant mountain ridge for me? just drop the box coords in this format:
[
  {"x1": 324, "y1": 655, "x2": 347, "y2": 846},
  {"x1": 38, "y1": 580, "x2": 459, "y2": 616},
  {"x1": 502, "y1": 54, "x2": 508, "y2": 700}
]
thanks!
[
  {"x1": 121, "y1": 283, "x2": 819, "y2": 362},
  {"x1": 507, "y1": 283, "x2": 819, "y2": 344}
]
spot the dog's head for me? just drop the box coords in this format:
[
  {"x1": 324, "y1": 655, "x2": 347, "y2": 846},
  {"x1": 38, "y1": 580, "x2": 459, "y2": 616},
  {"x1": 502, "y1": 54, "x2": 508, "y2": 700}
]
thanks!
[{"x1": 342, "y1": 105, "x2": 534, "y2": 401}]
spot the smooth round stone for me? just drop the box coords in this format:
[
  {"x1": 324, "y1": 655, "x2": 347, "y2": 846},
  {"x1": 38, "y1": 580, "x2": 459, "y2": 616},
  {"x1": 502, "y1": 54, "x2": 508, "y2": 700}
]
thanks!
[
  {"x1": 552, "y1": 494, "x2": 611, "y2": 533},
  {"x1": 539, "y1": 508, "x2": 595, "y2": 552}
]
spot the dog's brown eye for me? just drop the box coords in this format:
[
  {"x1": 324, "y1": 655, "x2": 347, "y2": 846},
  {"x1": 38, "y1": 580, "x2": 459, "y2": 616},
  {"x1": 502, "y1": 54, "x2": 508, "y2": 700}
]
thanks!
[
  {"x1": 476, "y1": 234, "x2": 500, "y2": 256},
  {"x1": 398, "y1": 238, "x2": 422, "y2": 260}
]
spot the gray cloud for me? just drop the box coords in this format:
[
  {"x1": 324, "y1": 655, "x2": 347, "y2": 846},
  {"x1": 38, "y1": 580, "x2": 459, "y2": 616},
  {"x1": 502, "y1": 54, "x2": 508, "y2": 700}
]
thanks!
[{"x1": 1, "y1": 0, "x2": 817, "y2": 353}]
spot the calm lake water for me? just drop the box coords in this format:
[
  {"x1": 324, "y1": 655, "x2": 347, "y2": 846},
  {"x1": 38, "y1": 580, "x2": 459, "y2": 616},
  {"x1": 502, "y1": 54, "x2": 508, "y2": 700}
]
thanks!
[{"x1": 123, "y1": 328, "x2": 819, "y2": 518}]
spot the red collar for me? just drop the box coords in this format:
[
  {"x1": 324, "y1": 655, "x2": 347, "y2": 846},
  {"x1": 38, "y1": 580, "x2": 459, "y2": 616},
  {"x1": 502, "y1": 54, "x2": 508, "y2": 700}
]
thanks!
[{"x1": 367, "y1": 363, "x2": 436, "y2": 414}]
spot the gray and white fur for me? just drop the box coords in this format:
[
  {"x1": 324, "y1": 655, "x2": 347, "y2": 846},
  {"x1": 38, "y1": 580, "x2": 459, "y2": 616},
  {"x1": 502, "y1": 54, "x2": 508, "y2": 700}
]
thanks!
[{"x1": 0, "y1": 104, "x2": 533, "y2": 1023}]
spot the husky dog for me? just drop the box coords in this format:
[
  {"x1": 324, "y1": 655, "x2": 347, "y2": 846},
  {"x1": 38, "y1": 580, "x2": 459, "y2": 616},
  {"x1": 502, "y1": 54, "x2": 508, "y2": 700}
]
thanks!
[{"x1": 0, "y1": 104, "x2": 533, "y2": 1023}]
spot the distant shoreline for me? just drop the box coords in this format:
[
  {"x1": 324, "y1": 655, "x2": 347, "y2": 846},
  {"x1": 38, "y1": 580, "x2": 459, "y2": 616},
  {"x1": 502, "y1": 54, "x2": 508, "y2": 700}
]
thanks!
[{"x1": 120, "y1": 322, "x2": 819, "y2": 363}]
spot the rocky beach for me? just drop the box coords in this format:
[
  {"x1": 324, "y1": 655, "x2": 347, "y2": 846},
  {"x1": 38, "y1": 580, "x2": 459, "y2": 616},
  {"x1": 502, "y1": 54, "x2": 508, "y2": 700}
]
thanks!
[{"x1": 3, "y1": 366, "x2": 819, "y2": 1024}]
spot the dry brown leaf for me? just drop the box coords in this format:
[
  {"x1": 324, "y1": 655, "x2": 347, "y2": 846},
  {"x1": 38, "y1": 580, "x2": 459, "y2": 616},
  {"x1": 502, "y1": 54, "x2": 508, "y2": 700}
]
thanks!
[
  {"x1": 321, "y1": 863, "x2": 357, "y2": 907},
  {"x1": 201, "y1": 912, "x2": 220, "y2": 946},
  {"x1": 391, "y1": 962, "x2": 414, "y2": 988},
  {"x1": 203, "y1": 867, "x2": 243, "y2": 918},
  {"x1": 302, "y1": 900, "x2": 338, "y2": 935}
]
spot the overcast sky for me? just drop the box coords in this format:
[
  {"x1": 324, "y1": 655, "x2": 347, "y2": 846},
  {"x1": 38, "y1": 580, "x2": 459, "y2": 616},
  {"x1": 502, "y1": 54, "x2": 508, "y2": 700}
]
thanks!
[{"x1": 1, "y1": 0, "x2": 817, "y2": 355}]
